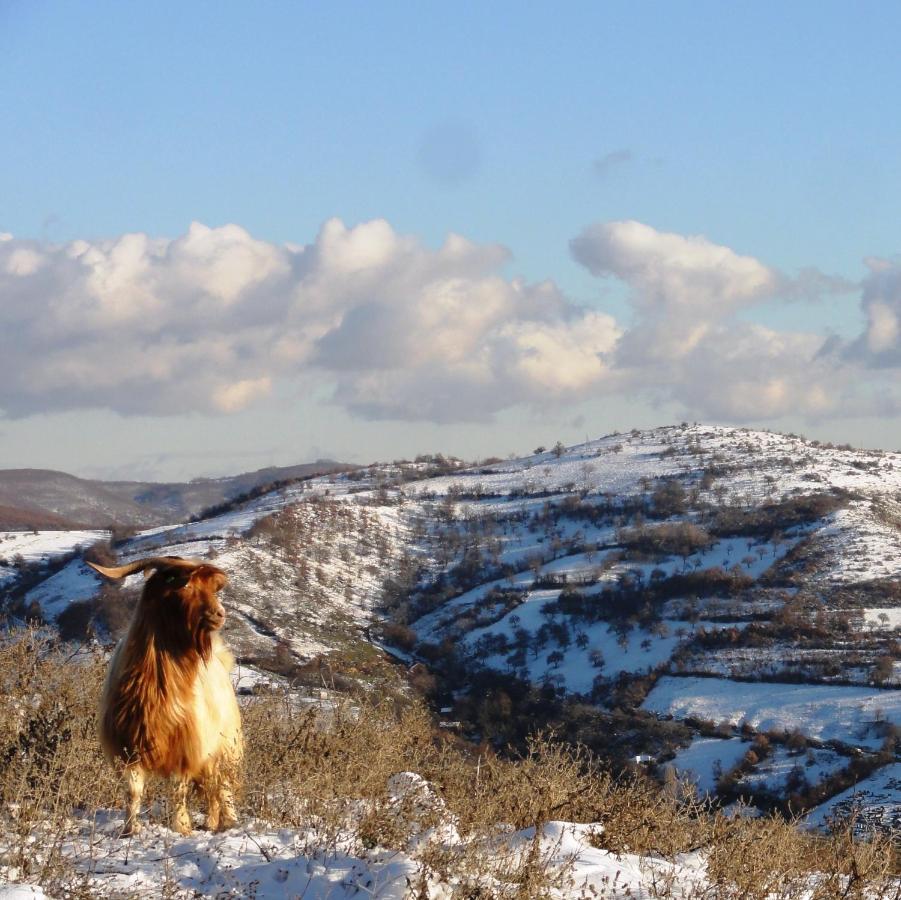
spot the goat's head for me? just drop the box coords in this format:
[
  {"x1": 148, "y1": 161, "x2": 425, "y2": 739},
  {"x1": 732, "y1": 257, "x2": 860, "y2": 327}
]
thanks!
[{"x1": 88, "y1": 557, "x2": 229, "y2": 659}]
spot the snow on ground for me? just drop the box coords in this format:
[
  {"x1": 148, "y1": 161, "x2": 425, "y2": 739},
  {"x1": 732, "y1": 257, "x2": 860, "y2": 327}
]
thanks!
[
  {"x1": 806, "y1": 763, "x2": 901, "y2": 835},
  {"x1": 643, "y1": 676, "x2": 901, "y2": 749},
  {"x1": 614, "y1": 533, "x2": 797, "y2": 584},
  {"x1": 125, "y1": 482, "x2": 316, "y2": 553},
  {"x1": 405, "y1": 432, "x2": 685, "y2": 501},
  {"x1": 404, "y1": 424, "x2": 901, "y2": 510},
  {"x1": 0, "y1": 530, "x2": 107, "y2": 588},
  {"x1": 414, "y1": 527, "x2": 790, "y2": 646},
  {"x1": 0, "y1": 812, "x2": 712, "y2": 899},
  {"x1": 462, "y1": 594, "x2": 692, "y2": 692},
  {"x1": 5, "y1": 804, "x2": 899, "y2": 898},
  {"x1": 737, "y1": 746, "x2": 848, "y2": 795},
  {"x1": 673, "y1": 426, "x2": 901, "y2": 503},
  {"x1": 664, "y1": 737, "x2": 750, "y2": 794},
  {"x1": 1, "y1": 815, "x2": 421, "y2": 899},
  {"x1": 0, "y1": 887, "x2": 46, "y2": 899},
  {"x1": 24, "y1": 559, "x2": 102, "y2": 619},
  {"x1": 411, "y1": 573, "x2": 533, "y2": 638},
  {"x1": 677, "y1": 644, "x2": 884, "y2": 685},
  {"x1": 403, "y1": 424, "x2": 901, "y2": 598},
  {"x1": 815, "y1": 502, "x2": 901, "y2": 584},
  {"x1": 863, "y1": 608, "x2": 901, "y2": 631},
  {"x1": 231, "y1": 663, "x2": 284, "y2": 695}
]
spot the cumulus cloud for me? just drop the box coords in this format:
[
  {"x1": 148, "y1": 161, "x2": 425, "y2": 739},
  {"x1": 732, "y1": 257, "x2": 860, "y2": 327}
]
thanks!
[
  {"x1": 650, "y1": 323, "x2": 852, "y2": 421},
  {"x1": 571, "y1": 220, "x2": 888, "y2": 422},
  {"x1": 0, "y1": 219, "x2": 618, "y2": 422},
  {"x1": 213, "y1": 377, "x2": 273, "y2": 413},
  {"x1": 847, "y1": 257, "x2": 901, "y2": 364},
  {"x1": 571, "y1": 220, "x2": 778, "y2": 314},
  {"x1": 332, "y1": 308, "x2": 621, "y2": 423},
  {"x1": 0, "y1": 216, "x2": 893, "y2": 428}
]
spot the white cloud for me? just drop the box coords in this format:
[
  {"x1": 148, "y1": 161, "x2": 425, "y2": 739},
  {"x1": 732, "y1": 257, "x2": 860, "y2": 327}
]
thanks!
[
  {"x1": 852, "y1": 258, "x2": 901, "y2": 363},
  {"x1": 0, "y1": 219, "x2": 616, "y2": 422},
  {"x1": 659, "y1": 324, "x2": 846, "y2": 421},
  {"x1": 571, "y1": 220, "x2": 892, "y2": 422},
  {"x1": 570, "y1": 220, "x2": 777, "y2": 314},
  {"x1": 867, "y1": 302, "x2": 899, "y2": 353},
  {"x1": 213, "y1": 377, "x2": 273, "y2": 413},
  {"x1": 0, "y1": 216, "x2": 894, "y2": 428},
  {"x1": 5, "y1": 247, "x2": 43, "y2": 276}
]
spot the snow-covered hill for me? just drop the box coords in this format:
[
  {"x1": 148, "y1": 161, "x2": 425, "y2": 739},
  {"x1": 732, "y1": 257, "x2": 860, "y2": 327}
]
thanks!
[{"x1": 2, "y1": 424, "x2": 899, "y2": 833}]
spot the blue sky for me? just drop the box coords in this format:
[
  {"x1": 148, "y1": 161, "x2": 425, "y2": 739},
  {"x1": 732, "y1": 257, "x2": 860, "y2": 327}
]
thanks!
[{"x1": 1, "y1": 1, "x2": 900, "y2": 479}]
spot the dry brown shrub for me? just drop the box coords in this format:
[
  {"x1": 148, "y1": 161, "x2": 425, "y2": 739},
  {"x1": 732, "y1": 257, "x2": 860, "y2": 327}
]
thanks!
[
  {"x1": 701, "y1": 812, "x2": 900, "y2": 900},
  {"x1": 0, "y1": 631, "x2": 120, "y2": 888},
  {"x1": 0, "y1": 629, "x2": 897, "y2": 899}
]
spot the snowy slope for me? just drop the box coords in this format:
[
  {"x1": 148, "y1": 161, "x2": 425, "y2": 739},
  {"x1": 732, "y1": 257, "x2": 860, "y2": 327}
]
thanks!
[
  {"x1": 5, "y1": 423, "x2": 901, "y2": 822},
  {"x1": 0, "y1": 530, "x2": 107, "y2": 589},
  {"x1": 643, "y1": 676, "x2": 900, "y2": 750},
  {"x1": 805, "y1": 763, "x2": 901, "y2": 834}
]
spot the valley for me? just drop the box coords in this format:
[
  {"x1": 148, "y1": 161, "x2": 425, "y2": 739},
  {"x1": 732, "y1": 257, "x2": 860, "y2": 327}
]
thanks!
[{"x1": 1, "y1": 423, "x2": 899, "y2": 892}]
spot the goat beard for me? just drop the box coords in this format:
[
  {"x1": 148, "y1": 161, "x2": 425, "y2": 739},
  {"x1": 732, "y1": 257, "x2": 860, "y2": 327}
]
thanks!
[{"x1": 194, "y1": 627, "x2": 213, "y2": 662}]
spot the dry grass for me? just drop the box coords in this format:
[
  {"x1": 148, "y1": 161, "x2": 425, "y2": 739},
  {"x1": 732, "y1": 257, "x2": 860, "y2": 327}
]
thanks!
[{"x1": 0, "y1": 629, "x2": 898, "y2": 898}]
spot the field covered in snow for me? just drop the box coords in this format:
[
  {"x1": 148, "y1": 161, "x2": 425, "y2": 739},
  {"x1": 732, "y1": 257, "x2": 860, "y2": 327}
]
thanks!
[
  {"x1": 664, "y1": 737, "x2": 751, "y2": 794},
  {"x1": 737, "y1": 745, "x2": 848, "y2": 795},
  {"x1": 643, "y1": 676, "x2": 900, "y2": 750}
]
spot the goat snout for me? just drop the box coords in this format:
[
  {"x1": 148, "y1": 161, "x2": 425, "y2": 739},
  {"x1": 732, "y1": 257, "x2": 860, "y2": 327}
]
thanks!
[{"x1": 205, "y1": 608, "x2": 226, "y2": 629}]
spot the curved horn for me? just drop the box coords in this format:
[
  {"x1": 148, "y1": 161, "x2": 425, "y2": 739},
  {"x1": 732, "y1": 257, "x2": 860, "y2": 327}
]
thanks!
[{"x1": 86, "y1": 556, "x2": 204, "y2": 580}]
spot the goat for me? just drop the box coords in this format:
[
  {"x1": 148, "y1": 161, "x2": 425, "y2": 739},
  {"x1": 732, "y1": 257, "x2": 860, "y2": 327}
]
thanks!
[{"x1": 88, "y1": 556, "x2": 243, "y2": 836}]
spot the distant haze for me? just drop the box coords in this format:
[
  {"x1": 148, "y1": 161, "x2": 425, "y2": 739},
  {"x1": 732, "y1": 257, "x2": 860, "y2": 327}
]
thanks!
[{"x1": 0, "y1": 461, "x2": 347, "y2": 529}]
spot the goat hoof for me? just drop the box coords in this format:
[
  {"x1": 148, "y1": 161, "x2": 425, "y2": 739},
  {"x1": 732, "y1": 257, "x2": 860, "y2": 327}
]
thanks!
[{"x1": 215, "y1": 814, "x2": 237, "y2": 832}]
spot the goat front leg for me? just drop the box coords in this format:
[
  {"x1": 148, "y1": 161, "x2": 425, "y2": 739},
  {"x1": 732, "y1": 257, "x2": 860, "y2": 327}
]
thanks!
[
  {"x1": 122, "y1": 766, "x2": 146, "y2": 836},
  {"x1": 172, "y1": 777, "x2": 193, "y2": 835}
]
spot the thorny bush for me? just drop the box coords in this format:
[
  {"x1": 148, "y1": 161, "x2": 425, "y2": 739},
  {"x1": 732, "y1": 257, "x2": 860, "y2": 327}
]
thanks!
[{"x1": 0, "y1": 630, "x2": 897, "y2": 898}]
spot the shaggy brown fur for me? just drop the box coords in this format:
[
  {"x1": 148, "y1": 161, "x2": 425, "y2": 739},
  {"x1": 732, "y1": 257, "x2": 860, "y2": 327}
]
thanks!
[{"x1": 89, "y1": 557, "x2": 243, "y2": 835}]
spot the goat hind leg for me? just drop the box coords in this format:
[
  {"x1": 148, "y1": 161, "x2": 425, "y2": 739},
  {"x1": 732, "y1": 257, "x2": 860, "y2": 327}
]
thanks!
[
  {"x1": 202, "y1": 758, "x2": 238, "y2": 832},
  {"x1": 204, "y1": 779, "x2": 221, "y2": 832},
  {"x1": 203, "y1": 775, "x2": 236, "y2": 832},
  {"x1": 122, "y1": 766, "x2": 146, "y2": 836},
  {"x1": 172, "y1": 777, "x2": 193, "y2": 835}
]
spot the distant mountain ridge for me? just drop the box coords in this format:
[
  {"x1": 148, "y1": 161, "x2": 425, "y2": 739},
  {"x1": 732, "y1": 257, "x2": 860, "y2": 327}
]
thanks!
[{"x1": 0, "y1": 461, "x2": 350, "y2": 529}]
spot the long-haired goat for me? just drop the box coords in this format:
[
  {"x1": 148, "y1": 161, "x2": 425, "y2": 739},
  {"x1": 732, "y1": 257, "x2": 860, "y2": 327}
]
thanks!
[{"x1": 88, "y1": 556, "x2": 243, "y2": 836}]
